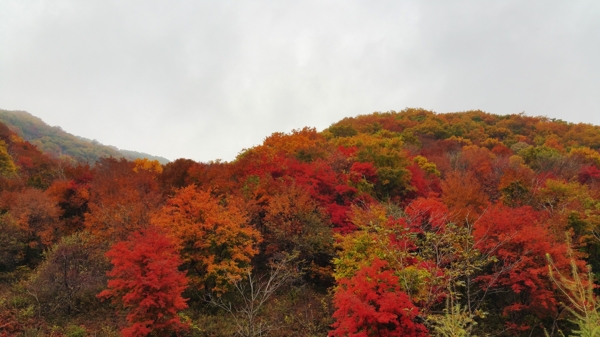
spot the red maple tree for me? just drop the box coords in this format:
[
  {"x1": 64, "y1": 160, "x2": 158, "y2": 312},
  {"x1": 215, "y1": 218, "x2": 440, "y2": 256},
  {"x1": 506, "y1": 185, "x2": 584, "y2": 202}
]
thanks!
[
  {"x1": 330, "y1": 258, "x2": 428, "y2": 337},
  {"x1": 98, "y1": 227, "x2": 189, "y2": 337}
]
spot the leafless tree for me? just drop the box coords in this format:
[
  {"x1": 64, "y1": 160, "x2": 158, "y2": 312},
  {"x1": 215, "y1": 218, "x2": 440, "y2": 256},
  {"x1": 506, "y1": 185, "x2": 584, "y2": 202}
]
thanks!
[{"x1": 209, "y1": 252, "x2": 300, "y2": 337}]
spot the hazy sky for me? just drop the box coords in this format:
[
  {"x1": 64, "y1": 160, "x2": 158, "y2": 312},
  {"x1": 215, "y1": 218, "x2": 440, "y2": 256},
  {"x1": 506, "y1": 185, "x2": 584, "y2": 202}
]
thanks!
[{"x1": 1, "y1": 1, "x2": 599, "y2": 162}]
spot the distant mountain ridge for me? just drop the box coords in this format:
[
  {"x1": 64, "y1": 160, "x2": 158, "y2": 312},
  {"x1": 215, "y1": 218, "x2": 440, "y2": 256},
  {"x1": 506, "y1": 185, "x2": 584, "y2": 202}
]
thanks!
[{"x1": 0, "y1": 109, "x2": 169, "y2": 164}]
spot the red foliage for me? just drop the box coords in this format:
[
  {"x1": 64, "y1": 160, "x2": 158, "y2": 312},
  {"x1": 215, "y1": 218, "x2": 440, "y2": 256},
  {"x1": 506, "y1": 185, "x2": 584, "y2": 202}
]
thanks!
[
  {"x1": 405, "y1": 197, "x2": 449, "y2": 229},
  {"x1": 407, "y1": 164, "x2": 441, "y2": 199},
  {"x1": 491, "y1": 143, "x2": 512, "y2": 156},
  {"x1": 235, "y1": 153, "x2": 361, "y2": 232},
  {"x1": 460, "y1": 146, "x2": 495, "y2": 178},
  {"x1": 290, "y1": 159, "x2": 360, "y2": 232},
  {"x1": 186, "y1": 160, "x2": 234, "y2": 194},
  {"x1": 85, "y1": 158, "x2": 161, "y2": 242},
  {"x1": 9, "y1": 142, "x2": 58, "y2": 188},
  {"x1": 350, "y1": 162, "x2": 378, "y2": 184},
  {"x1": 338, "y1": 146, "x2": 358, "y2": 158},
  {"x1": 98, "y1": 227, "x2": 189, "y2": 337},
  {"x1": 578, "y1": 165, "x2": 600, "y2": 185},
  {"x1": 330, "y1": 258, "x2": 428, "y2": 337},
  {"x1": 46, "y1": 178, "x2": 90, "y2": 235},
  {"x1": 473, "y1": 204, "x2": 575, "y2": 331},
  {"x1": 8, "y1": 187, "x2": 61, "y2": 248},
  {"x1": 159, "y1": 158, "x2": 200, "y2": 194},
  {"x1": 407, "y1": 164, "x2": 428, "y2": 198},
  {"x1": 537, "y1": 171, "x2": 559, "y2": 186},
  {"x1": 385, "y1": 218, "x2": 420, "y2": 265}
]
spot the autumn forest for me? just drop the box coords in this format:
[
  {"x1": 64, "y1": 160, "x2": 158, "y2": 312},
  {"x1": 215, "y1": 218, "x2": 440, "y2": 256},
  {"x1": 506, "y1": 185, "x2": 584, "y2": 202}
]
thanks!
[{"x1": 3, "y1": 108, "x2": 600, "y2": 336}]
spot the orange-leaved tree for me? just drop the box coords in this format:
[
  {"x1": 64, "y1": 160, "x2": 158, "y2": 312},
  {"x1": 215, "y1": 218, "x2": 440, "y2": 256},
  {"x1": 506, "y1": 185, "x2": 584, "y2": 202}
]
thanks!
[
  {"x1": 441, "y1": 170, "x2": 489, "y2": 224},
  {"x1": 98, "y1": 227, "x2": 189, "y2": 337},
  {"x1": 9, "y1": 187, "x2": 61, "y2": 249},
  {"x1": 151, "y1": 185, "x2": 261, "y2": 294}
]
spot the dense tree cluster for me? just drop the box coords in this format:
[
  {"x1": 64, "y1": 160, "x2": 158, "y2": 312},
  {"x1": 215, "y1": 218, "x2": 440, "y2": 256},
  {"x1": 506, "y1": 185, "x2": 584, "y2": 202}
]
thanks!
[{"x1": 2, "y1": 108, "x2": 600, "y2": 336}]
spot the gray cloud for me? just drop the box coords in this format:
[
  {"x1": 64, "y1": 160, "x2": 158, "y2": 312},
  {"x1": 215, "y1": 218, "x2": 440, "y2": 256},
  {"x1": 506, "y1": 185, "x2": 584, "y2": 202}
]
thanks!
[{"x1": 1, "y1": 0, "x2": 599, "y2": 161}]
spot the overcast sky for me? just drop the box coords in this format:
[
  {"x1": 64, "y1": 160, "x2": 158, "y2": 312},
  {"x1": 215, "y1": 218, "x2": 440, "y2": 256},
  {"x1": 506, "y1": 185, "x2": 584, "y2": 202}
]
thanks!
[{"x1": 1, "y1": 1, "x2": 599, "y2": 162}]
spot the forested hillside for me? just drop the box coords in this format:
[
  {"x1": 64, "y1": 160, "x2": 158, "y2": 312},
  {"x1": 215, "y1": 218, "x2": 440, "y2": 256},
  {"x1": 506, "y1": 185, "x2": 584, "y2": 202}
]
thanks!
[
  {"x1": 2, "y1": 108, "x2": 600, "y2": 336},
  {"x1": 0, "y1": 109, "x2": 169, "y2": 164}
]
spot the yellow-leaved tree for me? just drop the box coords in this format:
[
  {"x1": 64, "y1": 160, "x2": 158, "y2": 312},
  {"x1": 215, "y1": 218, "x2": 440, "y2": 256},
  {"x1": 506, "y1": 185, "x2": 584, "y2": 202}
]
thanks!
[{"x1": 0, "y1": 140, "x2": 16, "y2": 177}]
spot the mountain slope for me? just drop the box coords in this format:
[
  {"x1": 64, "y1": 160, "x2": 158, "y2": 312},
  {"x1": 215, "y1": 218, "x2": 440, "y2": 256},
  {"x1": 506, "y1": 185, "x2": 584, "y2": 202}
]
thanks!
[
  {"x1": 3, "y1": 109, "x2": 600, "y2": 335},
  {"x1": 0, "y1": 109, "x2": 169, "y2": 164}
]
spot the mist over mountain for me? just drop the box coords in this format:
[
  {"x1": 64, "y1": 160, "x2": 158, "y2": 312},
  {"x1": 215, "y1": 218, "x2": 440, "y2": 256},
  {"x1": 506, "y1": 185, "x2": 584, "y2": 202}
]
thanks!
[{"x1": 0, "y1": 109, "x2": 169, "y2": 164}]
